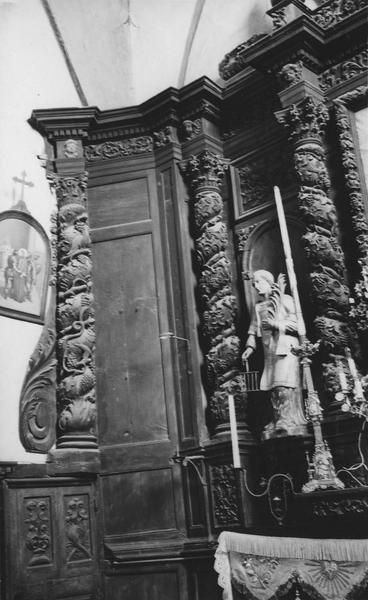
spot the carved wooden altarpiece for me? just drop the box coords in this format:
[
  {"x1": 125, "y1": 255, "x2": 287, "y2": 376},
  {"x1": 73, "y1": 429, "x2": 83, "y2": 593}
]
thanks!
[{"x1": 1, "y1": 1, "x2": 368, "y2": 599}]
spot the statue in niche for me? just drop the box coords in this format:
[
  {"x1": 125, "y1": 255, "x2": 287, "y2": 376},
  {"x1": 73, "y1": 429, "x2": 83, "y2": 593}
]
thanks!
[{"x1": 242, "y1": 269, "x2": 307, "y2": 440}]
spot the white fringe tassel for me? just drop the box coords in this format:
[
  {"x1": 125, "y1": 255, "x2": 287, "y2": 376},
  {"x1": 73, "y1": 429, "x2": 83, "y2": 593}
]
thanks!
[{"x1": 217, "y1": 531, "x2": 368, "y2": 562}]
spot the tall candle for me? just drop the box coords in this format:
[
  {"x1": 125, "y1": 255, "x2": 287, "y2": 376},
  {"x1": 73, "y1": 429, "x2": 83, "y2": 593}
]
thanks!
[
  {"x1": 228, "y1": 394, "x2": 241, "y2": 468},
  {"x1": 345, "y1": 347, "x2": 358, "y2": 379},
  {"x1": 336, "y1": 358, "x2": 348, "y2": 391}
]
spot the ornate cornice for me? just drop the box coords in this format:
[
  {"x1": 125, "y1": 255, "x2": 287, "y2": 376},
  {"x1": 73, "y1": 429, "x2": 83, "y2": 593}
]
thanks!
[{"x1": 84, "y1": 136, "x2": 153, "y2": 161}]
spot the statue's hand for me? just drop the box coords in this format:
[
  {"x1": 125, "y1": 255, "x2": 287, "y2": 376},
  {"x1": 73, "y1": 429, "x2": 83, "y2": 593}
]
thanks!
[
  {"x1": 242, "y1": 347, "x2": 253, "y2": 361},
  {"x1": 262, "y1": 318, "x2": 278, "y2": 331}
]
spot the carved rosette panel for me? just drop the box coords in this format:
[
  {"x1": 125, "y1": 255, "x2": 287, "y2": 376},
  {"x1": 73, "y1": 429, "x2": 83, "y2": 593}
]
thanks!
[
  {"x1": 334, "y1": 92, "x2": 368, "y2": 334},
  {"x1": 179, "y1": 151, "x2": 244, "y2": 433},
  {"x1": 48, "y1": 173, "x2": 97, "y2": 449},
  {"x1": 276, "y1": 96, "x2": 354, "y2": 401},
  {"x1": 64, "y1": 495, "x2": 92, "y2": 562},
  {"x1": 24, "y1": 497, "x2": 52, "y2": 567},
  {"x1": 19, "y1": 292, "x2": 57, "y2": 453},
  {"x1": 210, "y1": 464, "x2": 241, "y2": 527}
]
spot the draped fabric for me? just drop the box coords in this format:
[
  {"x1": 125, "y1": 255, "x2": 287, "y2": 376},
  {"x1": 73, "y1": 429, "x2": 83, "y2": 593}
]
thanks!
[{"x1": 215, "y1": 532, "x2": 368, "y2": 600}]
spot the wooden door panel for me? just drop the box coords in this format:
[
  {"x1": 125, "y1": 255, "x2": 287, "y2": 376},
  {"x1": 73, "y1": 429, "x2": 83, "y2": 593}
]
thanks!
[{"x1": 93, "y1": 232, "x2": 169, "y2": 446}]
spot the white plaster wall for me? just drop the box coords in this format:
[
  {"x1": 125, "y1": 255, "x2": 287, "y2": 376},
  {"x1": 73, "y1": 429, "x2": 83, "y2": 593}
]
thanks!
[{"x1": 0, "y1": 0, "x2": 81, "y2": 462}]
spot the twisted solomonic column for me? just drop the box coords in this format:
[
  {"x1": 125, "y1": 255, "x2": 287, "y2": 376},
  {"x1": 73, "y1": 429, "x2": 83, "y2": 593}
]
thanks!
[
  {"x1": 48, "y1": 172, "x2": 97, "y2": 449},
  {"x1": 179, "y1": 151, "x2": 246, "y2": 436},
  {"x1": 275, "y1": 97, "x2": 356, "y2": 405}
]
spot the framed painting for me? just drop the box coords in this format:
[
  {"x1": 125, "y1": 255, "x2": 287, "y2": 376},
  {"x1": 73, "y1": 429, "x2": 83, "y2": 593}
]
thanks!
[{"x1": 0, "y1": 210, "x2": 50, "y2": 324}]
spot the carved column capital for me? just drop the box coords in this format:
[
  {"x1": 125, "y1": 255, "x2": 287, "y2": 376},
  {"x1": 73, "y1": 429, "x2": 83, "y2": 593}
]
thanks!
[
  {"x1": 179, "y1": 150, "x2": 230, "y2": 191},
  {"x1": 275, "y1": 96, "x2": 329, "y2": 144}
]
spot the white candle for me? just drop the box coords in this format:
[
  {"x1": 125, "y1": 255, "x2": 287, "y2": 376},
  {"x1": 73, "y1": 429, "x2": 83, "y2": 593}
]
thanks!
[
  {"x1": 354, "y1": 379, "x2": 364, "y2": 400},
  {"x1": 228, "y1": 394, "x2": 241, "y2": 468},
  {"x1": 336, "y1": 358, "x2": 348, "y2": 391},
  {"x1": 345, "y1": 347, "x2": 358, "y2": 379}
]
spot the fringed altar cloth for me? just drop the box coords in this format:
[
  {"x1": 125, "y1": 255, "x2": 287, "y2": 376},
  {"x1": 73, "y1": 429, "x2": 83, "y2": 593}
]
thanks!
[{"x1": 215, "y1": 531, "x2": 368, "y2": 600}]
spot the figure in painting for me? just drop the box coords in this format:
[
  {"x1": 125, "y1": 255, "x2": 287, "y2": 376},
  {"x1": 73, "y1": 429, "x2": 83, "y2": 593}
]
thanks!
[{"x1": 242, "y1": 269, "x2": 307, "y2": 439}]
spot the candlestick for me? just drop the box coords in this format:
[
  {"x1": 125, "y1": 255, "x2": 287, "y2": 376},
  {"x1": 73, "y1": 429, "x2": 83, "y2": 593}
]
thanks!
[{"x1": 228, "y1": 394, "x2": 241, "y2": 468}]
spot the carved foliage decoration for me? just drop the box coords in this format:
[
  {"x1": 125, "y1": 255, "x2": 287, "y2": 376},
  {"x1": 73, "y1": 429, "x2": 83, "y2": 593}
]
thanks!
[
  {"x1": 219, "y1": 33, "x2": 268, "y2": 80},
  {"x1": 237, "y1": 150, "x2": 295, "y2": 212},
  {"x1": 64, "y1": 495, "x2": 92, "y2": 562},
  {"x1": 276, "y1": 97, "x2": 354, "y2": 399},
  {"x1": 24, "y1": 497, "x2": 52, "y2": 566},
  {"x1": 312, "y1": 0, "x2": 368, "y2": 29},
  {"x1": 320, "y1": 50, "x2": 368, "y2": 90},
  {"x1": 48, "y1": 173, "x2": 97, "y2": 449},
  {"x1": 210, "y1": 464, "x2": 241, "y2": 527},
  {"x1": 84, "y1": 136, "x2": 153, "y2": 161},
  {"x1": 275, "y1": 97, "x2": 329, "y2": 143},
  {"x1": 19, "y1": 290, "x2": 57, "y2": 453},
  {"x1": 153, "y1": 126, "x2": 175, "y2": 148},
  {"x1": 179, "y1": 151, "x2": 244, "y2": 431},
  {"x1": 334, "y1": 88, "x2": 368, "y2": 333}
]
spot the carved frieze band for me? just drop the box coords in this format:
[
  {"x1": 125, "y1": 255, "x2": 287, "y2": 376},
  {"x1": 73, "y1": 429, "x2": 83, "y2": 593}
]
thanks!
[
  {"x1": 85, "y1": 136, "x2": 153, "y2": 160},
  {"x1": 320, "y1": 50, "x2": 368, "y2": 90},
  {"x1": 179, "y1": 151, "x2": 245, "y2": 432},
  {"x1": 276, "y1": 96, "x2": 355, "y2": 400},
  {"x1": 334, "y1": 88, "x2": 368, "y2": 333},
  {"x1": 47, "y1": 173, "x2": 97, "y2": 449}
]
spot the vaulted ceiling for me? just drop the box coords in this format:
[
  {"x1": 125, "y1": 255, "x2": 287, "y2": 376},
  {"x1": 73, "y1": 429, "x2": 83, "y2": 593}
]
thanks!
[{"x1": 46, "y1": 0, "x2": 273, "y2": 109}]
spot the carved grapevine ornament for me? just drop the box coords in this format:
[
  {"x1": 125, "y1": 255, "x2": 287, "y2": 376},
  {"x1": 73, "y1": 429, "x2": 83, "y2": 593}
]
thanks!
[
  {"x1": 276, "y1": 96, "x2": 355, "y2": 400},
  {"x1": 48, "y1": 173, "x2": 97, "y2": 449},
  {"x1": 179, "y1": 151, "x2": 244, "y2": 433}
]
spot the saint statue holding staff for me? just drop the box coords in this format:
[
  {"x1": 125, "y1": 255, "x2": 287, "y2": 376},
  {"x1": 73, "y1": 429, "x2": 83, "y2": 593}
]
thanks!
[{"x1": 242, "y1": 269, "x2": 307, "y2": 440}]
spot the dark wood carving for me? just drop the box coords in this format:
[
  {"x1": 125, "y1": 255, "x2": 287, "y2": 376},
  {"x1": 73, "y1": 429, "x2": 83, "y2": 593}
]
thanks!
[
  {"x1": 19, "y1": 288, "x2": 57, "y2": 453},
  {"x1": 48, "y1": 173, "x2": 97, "y2": 449},
  {"x1": 210, "y1": 464, "x2": 241, "y2": 528},
  {"x1": 275, "y1": 96, "x2": 355, "y2": 401},
  {"x1": 64, "y1": 494, "x2": 92, "y2": 562},
  {"x1": 85, "y1": 136, "x2": 153, "y2": 161},
  {"x1": 179, "y1": 151, "x2": 245, "y2": 435},
  {"x1": 320, "y1": 50, "x2": 368, "y2": 90},
  {"x1": 334, "y1": 87, "x2": 368, "y2": 335},
  {"x1": 24, "y1": 497, "x2": 52, "y2": 567}
]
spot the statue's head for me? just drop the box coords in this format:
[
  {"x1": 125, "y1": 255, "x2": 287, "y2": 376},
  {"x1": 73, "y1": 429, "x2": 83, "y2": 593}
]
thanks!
[{"x1": 252, "y1": 269, "x2": 274, "y2": 297}]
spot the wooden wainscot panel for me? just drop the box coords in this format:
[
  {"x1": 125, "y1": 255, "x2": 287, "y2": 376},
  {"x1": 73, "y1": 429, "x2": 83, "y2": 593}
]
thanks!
[
  {"x1": 3, "y1": 478, "x2": 99, "y2": 600},
  {"x1": 102, "y1": 467, "x2": 178, "y2": 539},
  {"x1": 88, "y1": 177, "x2": 150, "y2": 229},
  {"x1": 105, "y1": 566, "x2": 181, "y2": 600}
]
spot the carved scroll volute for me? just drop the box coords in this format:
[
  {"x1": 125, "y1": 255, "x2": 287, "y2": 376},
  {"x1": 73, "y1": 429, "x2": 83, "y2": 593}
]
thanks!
[
  {"x1": 19, "y1": 288, "x2": 57, "y2": 453},
  {"x1": 275, "y1": 96, "x2": 356, "y2": 404},
  {"x1": 48, "y1": 172, "x2": 97, "y2": 449},
  {"x1": 179, "y1": 151, "x2": 246, "y2": 436}
]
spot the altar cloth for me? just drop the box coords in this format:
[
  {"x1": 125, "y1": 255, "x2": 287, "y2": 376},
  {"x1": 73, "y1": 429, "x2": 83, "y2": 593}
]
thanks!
[{"x1": 215, "y1": 531, "x2": 368, "y2": 600}]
